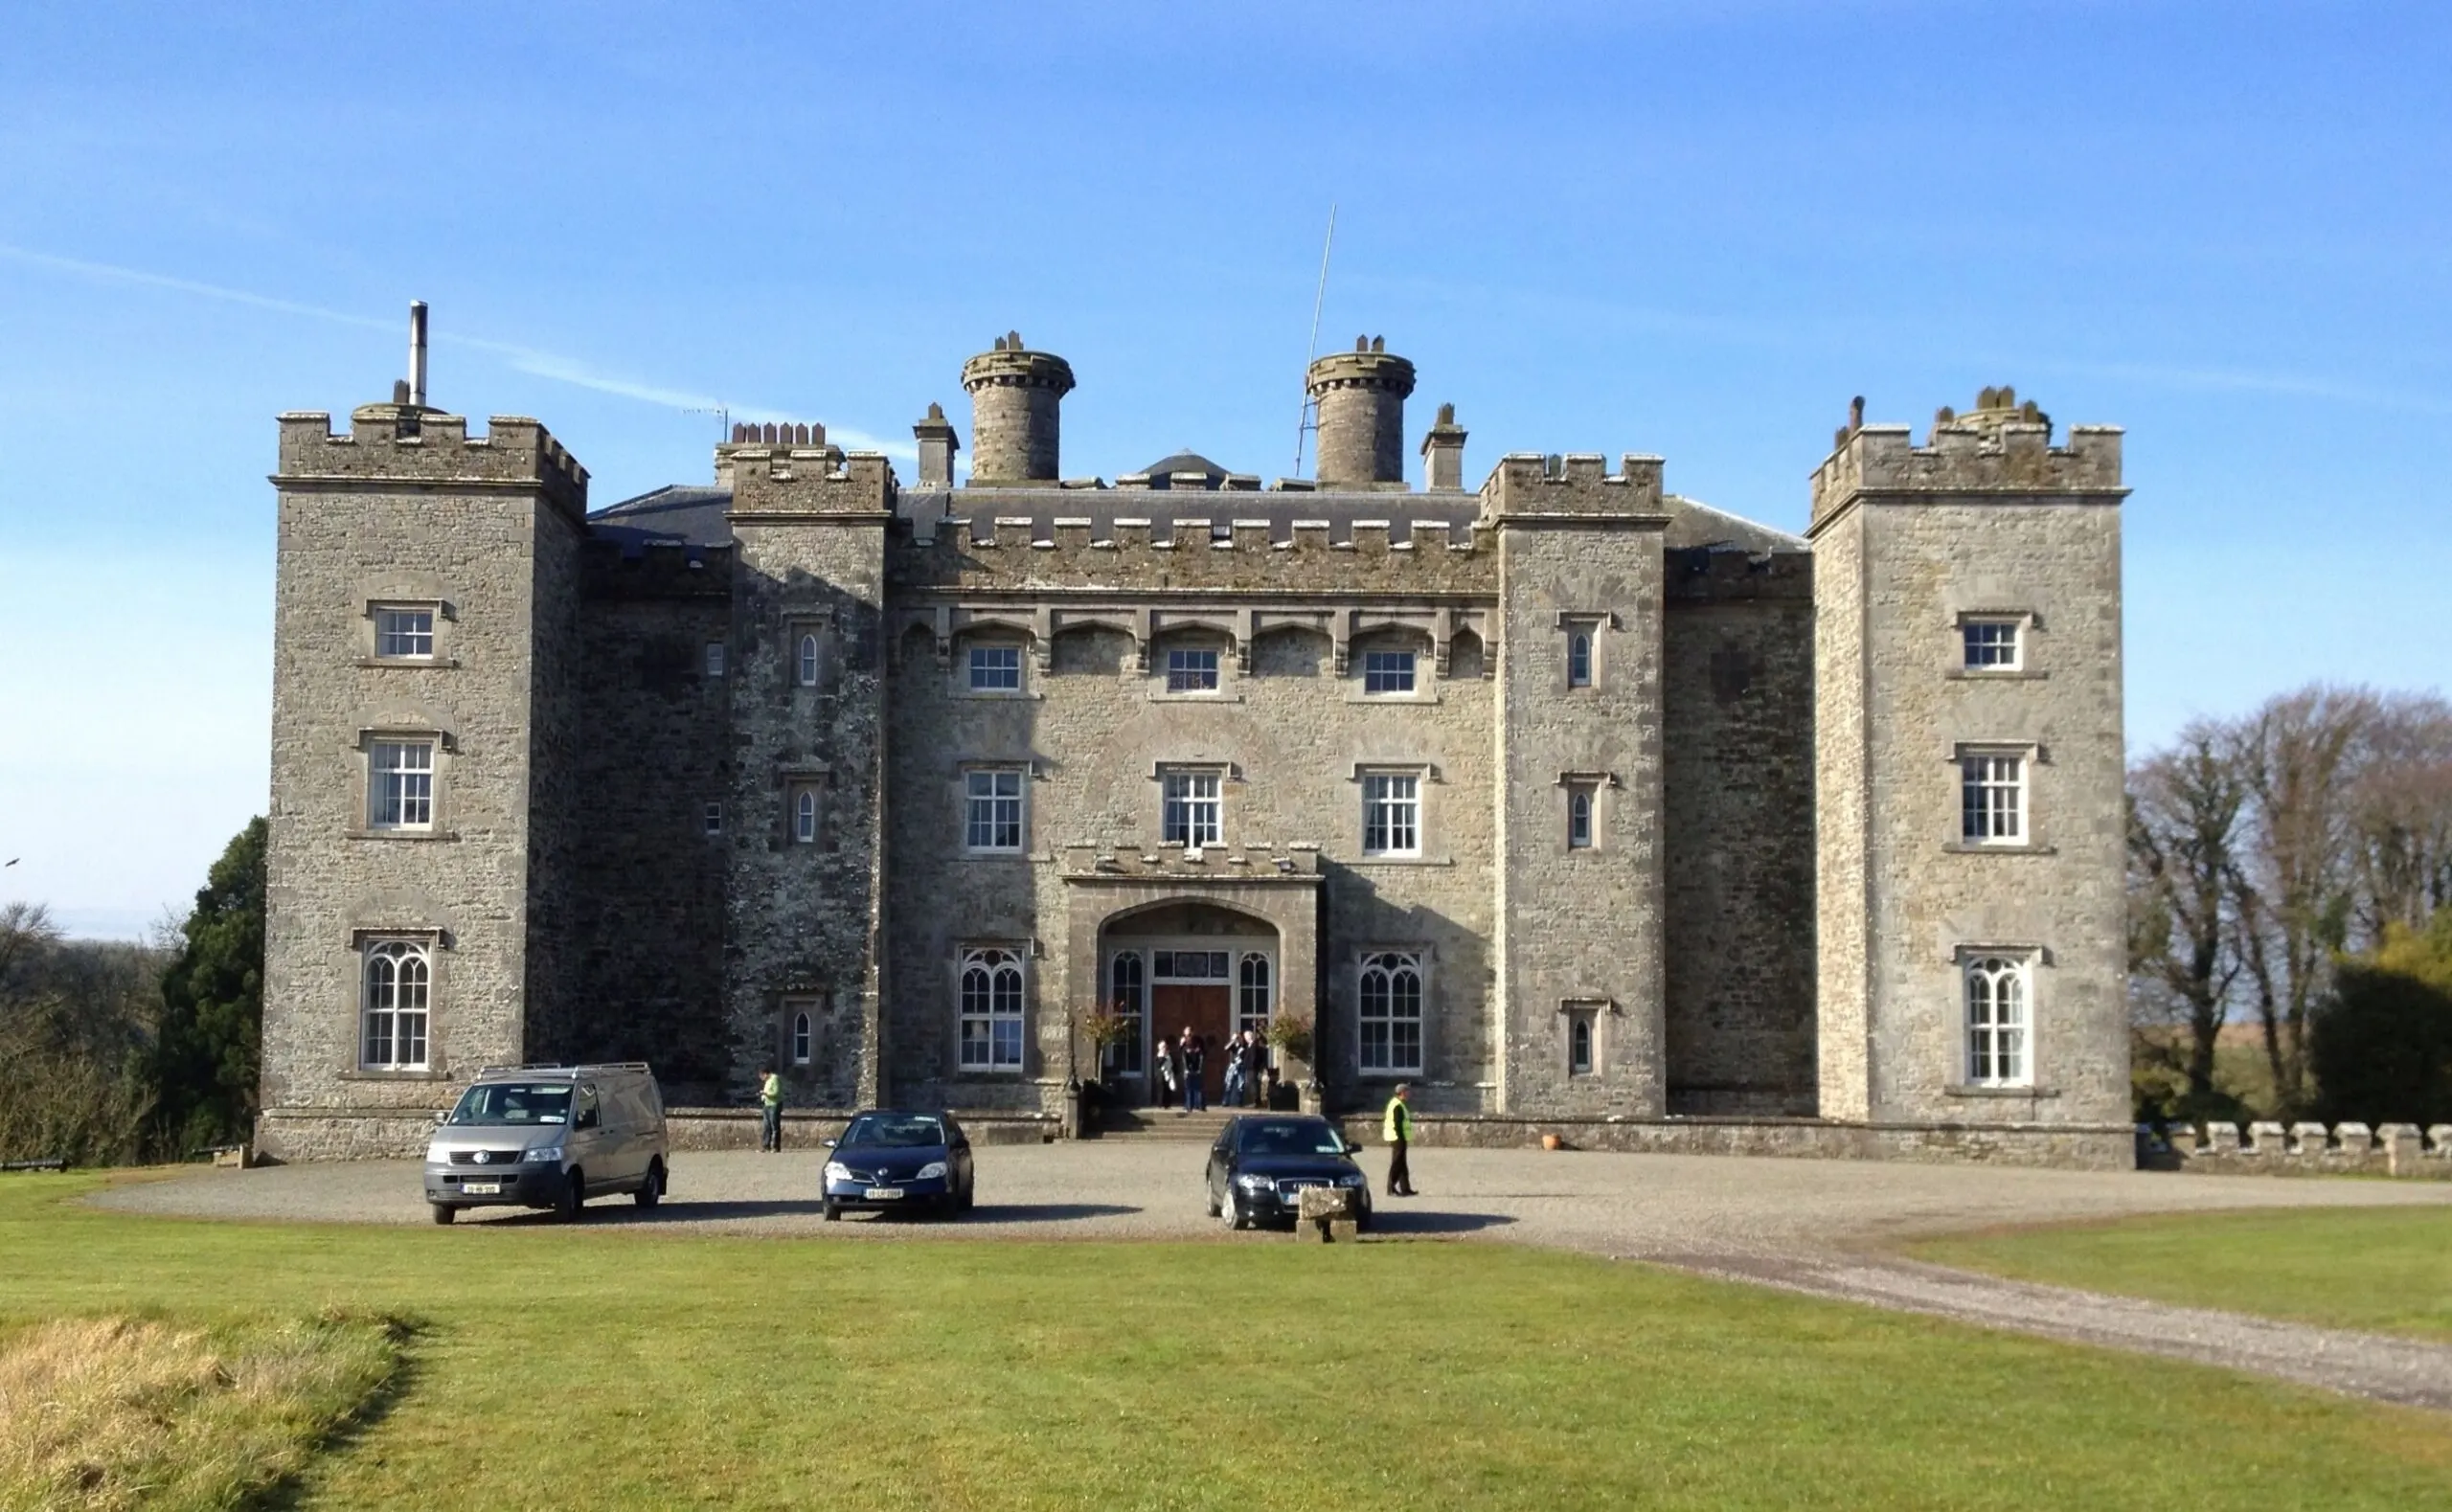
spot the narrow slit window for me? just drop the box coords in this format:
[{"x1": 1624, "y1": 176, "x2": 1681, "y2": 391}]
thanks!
[
  {"x1": 1567, "y1": 631, "x2": 1592, "y2": 688},
  {"x1": 797, "y1": 634, "x2": 822, "y2": 688},
  {"x1": 793, "y1": 788, "x2": 820, "y2": 845},
  {"x1": 1567, "y1": 787, "x2": 1594, "y2": 849}
]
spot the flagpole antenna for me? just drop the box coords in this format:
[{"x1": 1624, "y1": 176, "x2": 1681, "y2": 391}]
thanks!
[{"x1": 1293, "y1": 204, "x2": 1336, "y2": 478}]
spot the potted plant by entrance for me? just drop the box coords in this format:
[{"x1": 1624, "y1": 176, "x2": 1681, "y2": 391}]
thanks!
[
  {"x1": 1263, "y1": 1013, "x2": 1315, "y2": 1113},
  {"x1": 1073, "y1": 1008, "x2": 1135, "y2": 1136}
]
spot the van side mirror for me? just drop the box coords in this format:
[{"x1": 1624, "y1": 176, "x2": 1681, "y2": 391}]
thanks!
[
  {"x1": 822, "y1": 1138, "x2": 836, "y2": 1148},
  {"x1": 432, "y1": 1110, "x2": 447, "y2": 1125}
]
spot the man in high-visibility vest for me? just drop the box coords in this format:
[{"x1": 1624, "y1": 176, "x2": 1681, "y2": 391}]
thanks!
[
  {"x1": 1381, "y1": 1082, "x2": 1419, "y2": 1197},
  {"x1": 760, "y1": 1067, "x2": 783, "y2": 1153}
]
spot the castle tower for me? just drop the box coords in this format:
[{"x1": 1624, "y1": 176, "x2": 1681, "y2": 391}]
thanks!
[
  {"x1": 1808, "y1": 389, "x2": 2131, "y2": 1165},
  {"x1": 960, "y1": 332, "x2": 1073, "y2": 485},
  {"x1": 259, "y1": 306, "x2": 592, "y2": 1159},
  {"x1": 1307, "y1": 336, "x2": 1415, "y2": 487}
]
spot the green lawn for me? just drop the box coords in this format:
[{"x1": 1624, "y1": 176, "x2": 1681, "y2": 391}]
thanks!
[
  {"x1": 1914, "y1": 1205, "x2": 2452, "y2": 1342},
  {"x1": 3, "y1": 1174, "x2": 2447, "y2": 1510}
]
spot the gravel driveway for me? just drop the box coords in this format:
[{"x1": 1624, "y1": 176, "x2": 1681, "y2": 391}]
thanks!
[{"x1": 93, "y1": 1141, "x2": 2452, "y2": 1406}]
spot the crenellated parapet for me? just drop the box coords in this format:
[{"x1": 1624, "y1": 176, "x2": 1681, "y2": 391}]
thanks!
[
  {"x1": 275, "y1": 406, "x2": 589, "y2": 522},
  {"x1": 725, "y1": 445, "x2": 897, "y2": 521},
  {"x1": 885, "y1": 511, "x2": 1497, "y2": 595},
  {"x1": 2144, "y1": 1120, "x2": 2452, "y2": 1180},
  {"x1": 1480, "y1": 452, "x2": 1669, "y2": 524},
  {"x1": 1810, "y1": 391, "x2": 2125, "y2": 532}
]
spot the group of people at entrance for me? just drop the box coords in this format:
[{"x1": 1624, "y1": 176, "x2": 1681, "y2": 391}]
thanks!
[{"x1": 1152, "y1": 1027, "x2": 1268, "y2": 1113}]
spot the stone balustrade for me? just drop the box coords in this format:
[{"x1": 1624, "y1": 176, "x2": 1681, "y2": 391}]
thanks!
[{"x1": 2140, "y1": 1119, "x2": 2452, "y2": 1179}]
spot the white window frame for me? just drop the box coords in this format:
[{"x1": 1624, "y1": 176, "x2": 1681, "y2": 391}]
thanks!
[
  {"x1": 1361, "y1": 772, "x2": 1421, "y2": 857},
  {"x1": 1362, "y1": 649, "x2": 1418, "y2": 695},
  {"x1": 1237, "y1": 952, "x2": 1273, "y2": 1041},
  {"x1": 1961, "y1": 618, "x2": 2023, "y2": 672},
  {"x1": 958, "y1": 946, "x2": 1027, "y2": 1072},
  {"x1": 368, "y1": 740, "x2": 436, "y2": 830},
  {"x1": 964, "y1": 767, "x2": 1026, "y2": 853},
  {"x1": 1964, "y1": 954, "x2": 2033, "y2": 1087},
  {"x1": 1161, "y1": 769, "x2": 1223, "y2": 847},
  {"x1": 792, "y1": 786, "x2": 820, "y2": 845},
  {"x1": 1959, "y1": 750, "x2": 2027, "y2": 845},
  {"x1": 704, "y1": 642, "x2": 726, "y2": 678},
  {"x1": 968, "y1": 643, "x2": 1023, "y2": 693},
  {"x1": 1356, "y1": 950, "x2": 1426, "y2": 1075},
  {"x1": 1106, "y1": 951, "x2": 1146, "y2": 1078},
  {"x1": 797, "y1": 633, "x2": 822, "y2": 688},
  {"x1": 373, "y1": 605, "x2": 436, "y2": 661},
  {"x1": 360, "y1": 938, "x2": 431, "y2": 1071},
  {"x1": 1165, "y1": 646, "x2": 1221, "y2": 694}
]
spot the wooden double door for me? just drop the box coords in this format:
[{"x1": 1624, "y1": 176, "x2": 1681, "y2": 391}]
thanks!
[{"x1": 1152, "y1": 983, "x2": 1234, "y2": 1103}]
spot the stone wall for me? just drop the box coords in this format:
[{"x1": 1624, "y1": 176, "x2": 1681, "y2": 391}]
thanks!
[
  {"x1": 1662, "y1": 551, "x2": 1817, "y2": 1115},
  {"x1": 563, "y1": 543, "x2": 734, "y2": 1102},
  {"x1": 260, "y1": 407, "x2": 587, "y2": 1159},
  {"x1": 2144, "y1": 1120, "x2": 2452, "y2": 1180},
  {"x1": 1488, "y1": 453, "x2": 1669, "y2": 1117}
]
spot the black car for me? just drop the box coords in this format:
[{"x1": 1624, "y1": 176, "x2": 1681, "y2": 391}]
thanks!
[
  {"x1": 1204, "y1": 1114, "x2": 1373, "y2": 1230},
  {"x1": 822, "y1": 1109, "x2": 975, "y2": 1220}
]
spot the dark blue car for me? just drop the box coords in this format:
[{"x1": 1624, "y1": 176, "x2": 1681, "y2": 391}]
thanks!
[
  {"x1": 1205, "y1": 1114, "x2": 1374, "y2": 1230},
  {"x1": 822, "y1": 1109, "x2": 975, "y2": 1221}
]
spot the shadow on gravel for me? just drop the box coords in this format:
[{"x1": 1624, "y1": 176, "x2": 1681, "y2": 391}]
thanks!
[{"x1": 1367, "y1": 1209, "x2": 1516, "y2": 1235}]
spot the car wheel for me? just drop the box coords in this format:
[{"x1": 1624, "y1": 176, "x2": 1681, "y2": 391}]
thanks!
[
  {"x1": 823, "y1": 1199, "x2": 841, "y2": 1222},
  {"x1": 429, "y1": 1203, "x2": 457, "y2": 1226},
  {"x1": 958, "y1": 1179, "x2": 975, "y2": 1214},
  {"x1": 556, "y1": 1167, "x2": 584, "y2": 1223},
  {"x1": 635, "y1": 1159, "x2": 664, "y2": 1209},
  {"x1": 1204, "y1": 1185, "x2": 1221, "y2": 1218},
  {"x1": 1221, "y1": 1196, "x2": 1244, "y2": 1232}
]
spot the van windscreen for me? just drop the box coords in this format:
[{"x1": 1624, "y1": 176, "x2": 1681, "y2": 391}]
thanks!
[{"x1": 448, "y1": 1084, "x2": 573, "y2": 1126}]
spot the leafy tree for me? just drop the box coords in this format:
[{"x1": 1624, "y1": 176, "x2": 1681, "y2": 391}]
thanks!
[
  {"x1": 153, "y1": 817, "x2": 266, "y2": 1155},
  {"x1": 2311, "y1": 909, "x2": 2452, "y2": 1126}
]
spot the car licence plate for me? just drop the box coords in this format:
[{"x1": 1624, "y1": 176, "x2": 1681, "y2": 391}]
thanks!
[
  {"x1": 463, "y1": 1182, "x2": 501, "y2": 1195},
  {"x1": 863, "y1": 1186, "x2": 904, "y2": 1201}
]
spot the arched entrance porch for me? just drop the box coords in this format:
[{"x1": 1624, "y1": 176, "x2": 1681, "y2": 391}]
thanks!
[{"x1": 1100, "y1": 902, "x2": 1277, "y2": 1106}]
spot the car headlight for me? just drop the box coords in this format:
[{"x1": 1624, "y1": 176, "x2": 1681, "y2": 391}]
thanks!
[
  {"x1": 523, "y1": 1146, "x2": 562, "y2": 1163},
  {"x1": 916, "y1": 1162, "x2": 948, "y2": 1181},
  {"x1": 1235, "y1": 1173, "x2": 1274, "y2": 1190},
  {"x1": 1336, "y1": 1172, "x2": 1367, "y2": 1187},
  {"x1": 824, "y1": 1162, "x2": 852, "y2": 1183}
]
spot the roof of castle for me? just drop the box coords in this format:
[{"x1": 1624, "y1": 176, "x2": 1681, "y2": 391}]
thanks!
[
  {"x1": 1662, "y1": 494, "x2": 1805, "y2": 553},
  {"x1": 588, "y1": 485, "x2": 734, "y2": 550}
]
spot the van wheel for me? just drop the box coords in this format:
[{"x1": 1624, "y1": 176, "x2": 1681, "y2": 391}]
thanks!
[
  {"x1": 556, "y1": 1168, "x2": 584, "y2": 1223},
  {"x1": 823, "y1": 1200, "x2": 841, "y2": 1222},
  {"x1": 635, "y1": 1160, "x2": 664, "y2": 1209},
  {"x1": 429, "y1": 1203, "x2": 457, "y2": 1226}
]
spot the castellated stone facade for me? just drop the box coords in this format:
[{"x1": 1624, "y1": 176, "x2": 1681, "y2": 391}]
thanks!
[{"x1": 257, "y1": 345, "x2": 2132, "y2": 1168}]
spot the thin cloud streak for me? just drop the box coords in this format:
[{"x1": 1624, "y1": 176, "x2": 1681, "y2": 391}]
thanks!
[{"x1": 0, "y1": 244, "x2": 920, "y2": 462}]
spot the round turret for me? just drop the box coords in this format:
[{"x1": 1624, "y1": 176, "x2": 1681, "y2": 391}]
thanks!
[
  {"x1": 960, "y1": 331, "x2": 1075, "y2": 485},
  {"x1": 1306, "y1": 336, "x2": 1416, "y2": 487}
]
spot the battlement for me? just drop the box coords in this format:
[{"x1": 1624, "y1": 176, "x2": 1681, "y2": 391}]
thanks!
[
  {"x1": 1809, "y1": 390, "x2": 2125, "y2": 530},
  {"x1": 275, "y1": 406, "x2": 589, "y2": 521},
  {"x1": 1663, "y1": 544, "x2": 1814, "y2": 603},
  {"x1": 2144, "y1": 1119, "x2": 2452, "y2": 1180},
  {"x1": 886, "y1": 509, "x2": 1496, "y2": 595},
  {"x1": 725, "y1": 445, "x2": 897, "y2": 519},
  {"x1": 1480, "y1": 452, "x2": 1669, "y2": 521}
]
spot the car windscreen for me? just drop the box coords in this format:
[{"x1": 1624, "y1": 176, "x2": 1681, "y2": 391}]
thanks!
[
  {"x1": 447, "y1": 1083, "x2": 572, "y2": 1126},
  {"x1": 839, "y1": 1114, "x2": 944, "y2": 1148},
  {"x1": 1237, "y1": 1120, "x2": 1346, "y2": 1158}
]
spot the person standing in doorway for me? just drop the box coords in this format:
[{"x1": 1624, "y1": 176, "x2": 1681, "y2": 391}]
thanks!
[
  {"x1": 1154, "y1": 1039, "x2": 1178, "y2": 1113},
  {"x1": 1245, "y1": 1027, "x2": 1271, "y2": 1108},
  {"x1": 1382, "y1": 1082, "x2": 1418, "y2": 1196},
  {"x1": 1181, "y1": 1028, "x2": 1207, "y2": 1113},
  {"x1": 759, "y1": 1066, "x2": 783, "y2": 1153},
  {"x1": 1220, "y1": 1031, "x2": 1248, "y2": 1108}
]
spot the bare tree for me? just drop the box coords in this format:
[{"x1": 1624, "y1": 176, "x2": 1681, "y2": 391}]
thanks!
[
  {"x1": 2347, "y1": 692, "x2": 2452, "y2": 937},
  {"x1": 2127, "y1": 722, "x2": 2247, "y2": 1115},
  {"x1": 2226, "y1": 686, "x2": 2374, "y2": 1115}
]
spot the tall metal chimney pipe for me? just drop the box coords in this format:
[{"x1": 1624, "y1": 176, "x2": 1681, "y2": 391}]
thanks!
[{"x1": 407, "y1": 301, "x2": 429, "y2": 408}]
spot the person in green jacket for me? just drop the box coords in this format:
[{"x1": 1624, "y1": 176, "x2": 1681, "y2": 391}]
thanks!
[
  {"x1": 760, "y1": 1067, "x2": 783, "y2": 1153},
  {"x1": 1381, "y1": 1083, "x2": 1418, "y2": 1197}
]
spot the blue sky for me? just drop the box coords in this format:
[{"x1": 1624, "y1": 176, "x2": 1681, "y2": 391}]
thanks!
[{"x1": 2, "y1": 1, "x2": 2446, "y2": 937}]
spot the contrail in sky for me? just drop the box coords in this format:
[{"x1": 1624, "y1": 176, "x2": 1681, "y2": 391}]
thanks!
[{"x1": 0, "y1": 243, "x2": 917, "y2": 458}]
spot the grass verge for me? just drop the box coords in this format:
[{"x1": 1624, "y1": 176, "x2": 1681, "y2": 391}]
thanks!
[
  {"x1": 0, "y1": 1309, "x2": 401, "y2": 1512},
  {"x1": 1911, "y1": 1204, "x2": 2452, "y2": 1342},
  {"x1": 2, "y1": 1172, "x2": 2448, "y2": 1509}
]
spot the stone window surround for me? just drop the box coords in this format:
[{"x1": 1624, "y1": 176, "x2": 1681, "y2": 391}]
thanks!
[
  {"x1": 783, "y1": 993, "x2": 824, "y2": 1068},
  {"x1": 1553, "y1": 610, "x2": 1621, "y2": 693},
  {"x1": 1552, "y1": 770, "x2": 1621, "y2": 854},
  {"x1": 1947, "y1": 608, "x2": 2047, "y2": 680},
  {"x1": 347, "y1": 725, "x2": 457, "y2": 841},
  {"x1": 1946, "y1": 742, "x2": 2048, "y2": 853},
  {"x1": 960, "y1": 762, "x2": 1031, "y2": 856},
  {"x1": 338, "y1": 926, "x2": 451, "y2": 1082},
  {"x1": 1157, "y1": 763, "x2": 1228, "y2": 849},
  {"x1": 960, "y1": 635, "x2": 1030, "y2": 698},
  {"x1": 1951, "y1": 944, "x2": 2051, "y2": 1095},
  {"x1": 953, "y1": 943, "x2": 1031, "y2": 1076},
  {"x1": 1346, "y1": 762, "x2": 1444, "y2": 863},
  {"x1": 1558, "y1": 997, "x2": 1614, "y2": 1076},
  {"x1": 360, "y1": 598, "x2": 457, "y2": 667},
  {"x1": 1352, "y1": 944, "x2": 1432, "y2": 1080}
]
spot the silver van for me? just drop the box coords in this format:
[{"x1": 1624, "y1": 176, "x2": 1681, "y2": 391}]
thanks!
[{"x1": 422, "y1": 1062, "x2": 669, "y2": 1225}]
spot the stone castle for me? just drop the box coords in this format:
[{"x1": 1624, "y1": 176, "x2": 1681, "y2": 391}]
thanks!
[{"x1": 257, "y1": 311, "x2": 2133, "y2": 1167}]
